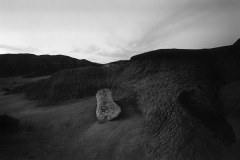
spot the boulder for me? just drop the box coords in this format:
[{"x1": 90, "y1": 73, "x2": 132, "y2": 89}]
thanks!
[{"x1": 96, "y1": 88, "x2": 121, "y2": 122}]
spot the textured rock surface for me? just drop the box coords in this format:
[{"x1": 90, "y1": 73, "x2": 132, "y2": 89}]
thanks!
[
  {"x1": 96, "y1": 88, "x2": 121, "y2": 122},
  {"x1": 219, "y1": 80, "x2": 240, "y2": 118}
]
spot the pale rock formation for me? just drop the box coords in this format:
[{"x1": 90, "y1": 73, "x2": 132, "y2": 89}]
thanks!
[{"x1": 96, "y1": 88, "x2": 121, "y2": 122}]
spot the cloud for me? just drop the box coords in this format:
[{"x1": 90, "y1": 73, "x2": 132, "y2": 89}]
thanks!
[
  {"x1": 127, "y1": 2, "x2": 203, "y2": 49},
  {"x1": 50, "y1": 50, "x2": 60, "y2": 54},
  {"x1": 96, "y1": 48, "x2": 138, "y2": 60},
  {"x1": 135, "y1": 0, "x2": 240, "y2": 50},
  {"x1": 71, "y1": 45, "x2": 100, "y2": 54},
  {"x1": 0, "y1": 44, "x2": 40, "y2": 53},
  {"x1": 104, "y1": 0, "x2": 240, "y2": 52},
  {"x1": 97, "y1": 51, "x2": 126, "y2": 58}
]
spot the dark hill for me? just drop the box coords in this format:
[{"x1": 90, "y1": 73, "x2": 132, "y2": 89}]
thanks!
[
  {"x1": 0, "y1": 53, "x2": 101, "y2": 78},
  {"x1": 234, "y1": 38, "x2": 240, "y2": 46},
  {"x1": 131, "y1": 39, "x2": 240, "y2": 83}
]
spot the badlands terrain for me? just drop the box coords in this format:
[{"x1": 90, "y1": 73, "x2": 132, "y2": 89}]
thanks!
[{"x1": 0, "y1": 39, "x2": 240, "y2": 160}]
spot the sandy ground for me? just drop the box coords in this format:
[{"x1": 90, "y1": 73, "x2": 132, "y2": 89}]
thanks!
[{"x1": 0, "y1": 92, "x2": 154, "y2": 160}]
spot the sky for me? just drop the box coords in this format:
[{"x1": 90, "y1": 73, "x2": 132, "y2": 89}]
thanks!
[{"x1": 0, "y1": 0, "x2": 240, "y2": 63}]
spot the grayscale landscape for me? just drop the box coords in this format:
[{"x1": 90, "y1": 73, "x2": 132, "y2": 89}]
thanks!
[
  {"x1": 0, "y1": 40, "x2": 240, "y2": 160},
  {"x1": 0, "y1": 0, "x2": 240, "y2": 160}
]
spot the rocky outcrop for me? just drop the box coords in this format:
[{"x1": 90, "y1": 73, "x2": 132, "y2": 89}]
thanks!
[{"x1": 96, "y1": 89, "x2": 121, "y2": 122}]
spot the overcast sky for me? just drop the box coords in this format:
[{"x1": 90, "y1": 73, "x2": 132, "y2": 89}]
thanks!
[{"x1": 0, "y1": 0, "x2": 240, "y2": 63}]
